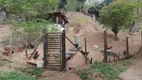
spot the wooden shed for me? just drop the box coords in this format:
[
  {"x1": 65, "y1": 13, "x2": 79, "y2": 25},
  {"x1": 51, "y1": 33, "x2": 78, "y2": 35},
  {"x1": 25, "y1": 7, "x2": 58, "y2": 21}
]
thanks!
[{"x1": 46, "y1": 11, "x2": 69, "y2": 25}]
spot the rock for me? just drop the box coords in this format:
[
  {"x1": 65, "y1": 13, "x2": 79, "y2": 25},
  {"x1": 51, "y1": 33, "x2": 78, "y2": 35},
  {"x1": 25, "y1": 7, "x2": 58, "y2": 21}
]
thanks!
[{"x1": 0, "y1": 11, "x2": 6, "y2": 24}]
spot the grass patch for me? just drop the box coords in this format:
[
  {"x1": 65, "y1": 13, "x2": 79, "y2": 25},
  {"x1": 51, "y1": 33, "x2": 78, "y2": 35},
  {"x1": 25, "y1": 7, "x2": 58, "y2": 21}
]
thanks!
[
  {"x1": 114, "y1": 60, "x2": 132, "y2": 67},
  {"x1": 0, "y1": 71, "x2": 37, "y2": 80},
  {"x1": 78, "y1": 60, "x2": 132, "y2": 80},
  {"x1": 18, "y1": 68, "x2": 45, "y2": 78},
  {"x1": 0, "y1": 61, "x2": 8, "y2": 67}
]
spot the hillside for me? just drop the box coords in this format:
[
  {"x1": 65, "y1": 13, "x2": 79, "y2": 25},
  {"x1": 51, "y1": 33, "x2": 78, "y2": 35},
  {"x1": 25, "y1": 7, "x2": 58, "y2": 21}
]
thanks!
[{"x1": 0, "y1": 12, "x2": 142, "y2": 80}]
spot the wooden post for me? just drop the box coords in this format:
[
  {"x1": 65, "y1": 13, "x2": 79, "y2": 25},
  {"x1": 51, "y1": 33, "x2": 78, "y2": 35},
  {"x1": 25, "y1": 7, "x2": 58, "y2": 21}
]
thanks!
[
  {"x1": 141, "y1": 31, "x2": 142, "y2": 48},
  {"x1": 104, "y1": 26, "x2": 107, "y2": 62},
  {"x1": 10, "y1": 31, "x2": 12, "y2": 57},
  {"x1": 90, "y1": 58, "x2": 92, "y2": 64},
  {"x1": 43, "y1": 29, "x2": 47, "y2": 68},
  {"x1": 62, "y1": 23, "x2": 66, "y2": 71},
  {"x1": 126, "y1": 37, "x2": 129, "y2": 56},
  {"x1": 84, "y1": 38, "x2": 87, "y2": 65}
]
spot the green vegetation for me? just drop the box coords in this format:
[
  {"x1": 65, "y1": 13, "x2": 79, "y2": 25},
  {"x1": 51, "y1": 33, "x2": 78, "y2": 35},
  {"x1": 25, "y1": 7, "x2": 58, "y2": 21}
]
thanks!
[
  {"x1": 9, "y1": 19, "x2": 54, "y2": 46},
  {"x1": 19, "y1": 68, "x2": 45, "y2": 78},
  {"x1": 0, "y1": 61, "x2": 8, "y2": 67},
  {"x1": 0, "y1": 68, "x2": 44, "y2": 80},
  {"x1": 0, "y1": 0, "x2": 58, "y2": 17},
  {"x1": 65, "y1": 0, "x2": 77, "y2": 11},
  {"x1": 99, "y1": 0, "x2": 136, "y2": 37},
  {"x1": 114, "y1": 60, "x2": 132, "y2": 67},
  {"x1": 0, "y1": 71, "x2": 37, "y2": 80},
  {"x1": 78, "y1": 60, "x2": 132, "y2": 80}
]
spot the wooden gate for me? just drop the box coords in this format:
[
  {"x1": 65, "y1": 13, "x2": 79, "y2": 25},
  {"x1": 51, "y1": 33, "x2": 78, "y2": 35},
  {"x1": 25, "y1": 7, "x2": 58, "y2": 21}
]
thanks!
[{"x1": 43, "y1": 32, "x2": 63, "y2": 71}]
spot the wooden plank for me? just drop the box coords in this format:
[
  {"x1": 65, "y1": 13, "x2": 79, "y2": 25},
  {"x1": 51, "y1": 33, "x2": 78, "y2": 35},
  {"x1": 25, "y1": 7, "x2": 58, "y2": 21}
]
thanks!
[
  {"x1": 48, "y1": 32, "x2": 61, "y2": 34},
  {"x1": 48, "y1": 59, "x2": 61, "y2": 61},
  {"x1": 48, "y1": 46, "x2": 61, "y2": 48},
  {"x1": 47, "y1": 55, "x2": 61, "y2": 57},
  {"x1": 47, "y1": 39, "x2": 61, "y2": 40},
  {"x1": 47, "y1": 35, "x2": 61, "y2": 37},
  {"x1": 47, "y1": 45, "x2": 61, "y2": 47},
  {"x1": 47, "y1": 50, "x2": 61, "y2": 52},
  {"x1": 48, "y1": 34, "x2": 61, "y2": 35},
  {"x1": 47, "y1": 53, "x2": 61, "y2": 56},
  {"x1": 47, "y1": 64, "x2": 61, "y2": 66},
  {"x1": 47, "y1": 41, "x2": 61, "y2": 43},
  {"x1": 46, "y1": 59, "x2": 61, "y2": 61},
  {"x1": 48, "y1": 45, "x2": 61, "y2": 47},
  {"x1": 45, "y1": 66, "x2": 61, "y2": 71},
  {"x1": 48, "y1": 43, "x2": 61, "y2": 45},
  {"x1": 47, "y1": 36, "x2": 61, "y2": 38},
  {"x1": 47, "y1": 62, "x2": 61, "y2": 64},
  {"x1": 48, "y1": 57, "x2": 61, "y2": 59},
  {"x1": 48, "y1": 48, "x2": 61, "y2": 49},
  {"x1": 47, "y1": 52, "x2": 61, "y2": 54}
]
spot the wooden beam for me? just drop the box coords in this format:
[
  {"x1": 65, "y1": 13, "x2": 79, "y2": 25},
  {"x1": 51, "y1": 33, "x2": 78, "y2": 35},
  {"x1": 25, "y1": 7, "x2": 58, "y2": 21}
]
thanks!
[
  {"x1": 62, "y1": 24, "x2": 66, "y2": 71},
  {"x1": 43, "y1": 29, "x2": 48, "y2": 68},
  {"x1": 126, "y1": 37, "x2": 129, "y2": 56},
  {"x1": 84, "y1": 38, "x2": 87, "y2": 65},
  {"x1": 104, "y1": 28, "x2": 107, "y2": 62}
]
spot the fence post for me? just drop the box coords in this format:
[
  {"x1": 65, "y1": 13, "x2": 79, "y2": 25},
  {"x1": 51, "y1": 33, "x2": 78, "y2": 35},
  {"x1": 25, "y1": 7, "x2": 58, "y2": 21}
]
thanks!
[
  {"x1": 84, "y1": 38, "x2": 87, "y2": 65},
  {"x1": 43, "y1": 29, "x2": 47, "y2": 68},
  {"x1": 104, "y1": 26, "x2": 107, "y2": 62},
  {"x1": 62, "y1": 24, "x2": 66, "y2": 71},
  {"x1": 10, "y1": 31, "x2": 12, "y2": 57},
  {"x1": 141, "y1": 31, "x2": 142, "y2": 49},
  {"x1": 126, "y1": 37, "x2": 129, "y2": 56}
]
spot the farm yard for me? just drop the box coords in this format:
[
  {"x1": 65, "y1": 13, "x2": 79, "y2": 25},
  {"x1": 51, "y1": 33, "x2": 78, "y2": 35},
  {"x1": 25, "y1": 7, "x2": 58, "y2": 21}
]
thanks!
[{"x1": 0, "y1": 0, "x2": 142, "y2": 80}]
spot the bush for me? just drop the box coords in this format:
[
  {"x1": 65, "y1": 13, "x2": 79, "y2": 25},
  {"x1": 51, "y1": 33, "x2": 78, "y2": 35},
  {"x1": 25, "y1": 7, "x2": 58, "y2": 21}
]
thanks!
[{"x1": 9, "y1": 19, "x2": 54, "y2": 46}]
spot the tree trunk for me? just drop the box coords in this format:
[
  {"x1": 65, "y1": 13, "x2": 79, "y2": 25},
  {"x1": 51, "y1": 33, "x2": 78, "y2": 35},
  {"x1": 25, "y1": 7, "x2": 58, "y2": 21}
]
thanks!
[
  {"x1": 112, "y1": 28, "x2": 118, "y2": 37},
  {"x1": 114, "y1": 32, "x2": 119, "y2": 41},
  {"x1": 114, "y1": 32, "x2": 118, "y2": 37},
  {"x1": 129, "y1": 21, "x2": 135, "y2": 33}
]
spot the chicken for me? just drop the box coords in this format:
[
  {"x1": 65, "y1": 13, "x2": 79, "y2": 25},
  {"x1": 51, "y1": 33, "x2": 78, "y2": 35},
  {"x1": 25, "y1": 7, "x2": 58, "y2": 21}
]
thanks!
[
  {"x1": 25, "y1": 50, "x2": 39, "y2": 60},
  {"x1": 107, "y1": 45, "x2": 112, "y2": 49}
]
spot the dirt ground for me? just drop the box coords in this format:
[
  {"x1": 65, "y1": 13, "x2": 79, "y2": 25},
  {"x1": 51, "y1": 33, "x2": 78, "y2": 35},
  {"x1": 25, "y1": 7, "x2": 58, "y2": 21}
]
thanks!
[
  {"x1": 118, "y1": 59, "x2": 142, "y2": 80},
  {"x1": 0, "y1": 12, "x2": 142, "y2": 80}
]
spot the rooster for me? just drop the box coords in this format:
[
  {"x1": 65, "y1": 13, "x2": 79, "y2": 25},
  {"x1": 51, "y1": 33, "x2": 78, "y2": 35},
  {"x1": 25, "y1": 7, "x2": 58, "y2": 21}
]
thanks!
[
  {"x1": 107, "y1": 45, "x2": 112, "y2": 49},
  {"x1": 25, "y1": 50, "x2": 39, "y2": 60},
  {"x1": 29, "y1": 43, "x2": 35, "y2": 49}
]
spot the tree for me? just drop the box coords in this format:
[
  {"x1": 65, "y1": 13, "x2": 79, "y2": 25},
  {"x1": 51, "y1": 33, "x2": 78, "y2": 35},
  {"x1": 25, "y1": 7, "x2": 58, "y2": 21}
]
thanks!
[
  {"x1": 87, "y1": 0, "x2": 113, "y2": 19},
  {"x1": 58, "y1": 0, "x2": 67, "y2": 9},
  {"x1": 99, "y1": 0, "x2": 136, "y2": 37},
  {"x1": 0, "y1": 0, "x2": 59, "y2": 46},
  {"x1": 65, "y1": 0, "x2": 77, "y2": 11},
  {"x1": 129, "y1": 0, "x2": 142, "y2": 32},
  {"x1": 0, "y1": 0, "x2": 58, "y2": 19},
  {"x1": 76, "y1": 0, "x2": 86, "y2": 11}
]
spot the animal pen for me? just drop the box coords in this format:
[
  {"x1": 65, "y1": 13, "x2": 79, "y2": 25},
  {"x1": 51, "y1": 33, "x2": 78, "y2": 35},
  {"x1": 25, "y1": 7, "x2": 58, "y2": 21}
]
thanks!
[
  {"x1": 42, "y1": 12, "x2": 92, "y2": 71},
  {"x1": 4, "y1": 12, "x2": 142, "y2": 72}
]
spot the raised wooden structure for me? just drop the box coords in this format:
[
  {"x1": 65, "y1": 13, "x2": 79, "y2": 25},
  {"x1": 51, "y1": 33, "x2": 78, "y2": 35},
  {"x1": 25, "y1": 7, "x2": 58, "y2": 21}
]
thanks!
[
  {"x1": 43, "y1": 11, "x2": 68, "y2": 71},
  {"x1": 43, "y1": 32, "x2": 62, "y2": 70}
]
